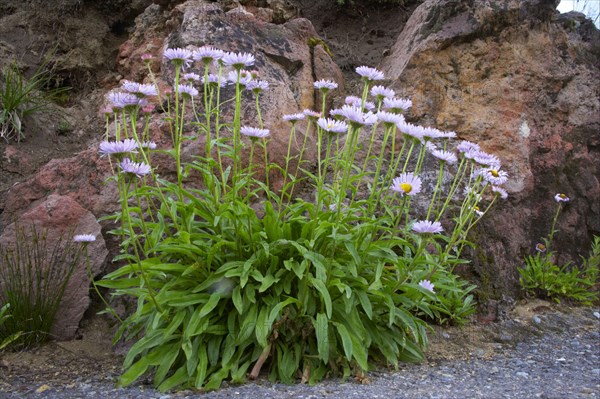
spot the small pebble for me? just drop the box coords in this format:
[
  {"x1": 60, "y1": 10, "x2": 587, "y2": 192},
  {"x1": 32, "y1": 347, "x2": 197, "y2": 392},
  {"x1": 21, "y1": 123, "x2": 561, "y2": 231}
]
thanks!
[
  {"x1": 532, "y1": 315, "x2": 542, "y2": 324},
  {"x1": 593, "y1": 311, "x2": 600, "y2": 319},
  {"x1": 516, "y1": 371, "x2": 529, "y2": 378}
]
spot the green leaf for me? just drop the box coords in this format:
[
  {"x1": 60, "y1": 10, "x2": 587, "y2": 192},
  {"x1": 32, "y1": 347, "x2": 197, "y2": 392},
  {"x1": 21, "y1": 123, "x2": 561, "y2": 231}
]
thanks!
[
  {"x1": 334, "y1": 322, "x2": 353, "y2": 360},
  {"x1": 195, "y1": 344, "x2": 209, "y2": 388},
  {"x1": 314, "y1": 313, "x2": 329, "y2": 363},
  {"x1": 255, "y1": 307, "x2": 269, "y2": 347},
  {"x1": 309, "y1": 277, "x2": 332, "y2": 318}
]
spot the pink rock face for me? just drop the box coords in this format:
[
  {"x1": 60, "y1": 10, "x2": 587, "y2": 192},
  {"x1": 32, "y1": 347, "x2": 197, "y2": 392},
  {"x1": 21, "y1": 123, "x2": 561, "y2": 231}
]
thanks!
[
  {"x1": 0, "y1": 194, "x2": 108, "y2": 340},
  {"x1": 380, "y1": 0, "x2": 600, "y2": 298}
]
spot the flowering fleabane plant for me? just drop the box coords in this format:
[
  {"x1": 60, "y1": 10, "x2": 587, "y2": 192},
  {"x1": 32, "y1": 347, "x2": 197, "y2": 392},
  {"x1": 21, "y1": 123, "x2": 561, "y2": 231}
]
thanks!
[{"x1": 98, "y1": 48, "x2": 501, "y2": 392}]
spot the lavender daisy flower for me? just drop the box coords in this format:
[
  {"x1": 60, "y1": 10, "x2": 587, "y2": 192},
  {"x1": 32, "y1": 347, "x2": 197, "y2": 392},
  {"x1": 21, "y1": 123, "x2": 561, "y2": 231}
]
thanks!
[
  {"x1": 314, "y1": 79, "x2": 338, "y2": 92},
  {"x1": 227, "y1": 70, "x2": 253, "y2": 87},
  {"x1": 390, "y1": 173, "x2": 422, "y2": 196},
  {"x1": 370, "y1": 85, "x2": 395, "y2": 100},
  {"x1": 121, "y1": 81, "x2": 158, "y2": 97},
  {"x1": 481, "y1": 168, "x2": 508, "y2": 185},
  {"x1": 303, "y1": 109, "x2": 321, "y2": 120},
  {"x1": 397, "y1": 121, "x2": 424, "y2": 142},
  {"x1": 74, "y1": 234, "x2": 96, "y2": 243},
  {"x1": 473, "y1": 206, "x2": 484, "y2": 217},
  {"x1": 412, "y1": 220, "x2": 444, "y2": 234},
  {"x1": 554, "y1": 193, "x2": 569, "y2": 203},
  {"x1": 240, "y1": 126, "x2": 270, "y2": 139},
  {"x1": 418, "y1": 279, "x2": 435, "y2": 293},
  {"x1": 182, "y1": 73, "x2": 201, "y2": 82},
  {"x1": 139, "y1": 141, "x2": 157, "y2": 150},
  {"x1": 535, "y1": 243, "x2": 547, "y2": 253},
  {"x1": 431, "y1": 149, "x2": 458, "y2": 164},
  {"x1": 491, "y1": 186, "x2": 508, "y2": 199},
  {"x1": 457, "y1": 140, "x2": 480, "y2": 154},
  {"x1": 163, "y1": 47, "x2": 193, "y2": 68},
  {"x1": 355, "y1": 66, "x2": 384, "y2": 82},
  {"x1": 363, "y1": 101, "x2": 376, "y2": 111},
  {"x1": 383, "y1": 97, "x2": 412, "y2": 113},
  {"x1": 99, "y1": 139, "x2": 138, "y2": 158},
  {"x1": 473, "y1": 151, "x2": 501, "y2": 169},
  {"x1": 283, "y1": 113, "x2": 306, "y2": 123},
  {"x1": 440, "y1": 130, "x2": 457, "y2": 139},
  {"x1": 176, "y1": 84, "x2": 199, "y2": 98},
  {"x1": 192, "y1": 46, "x2": 224, "y2": 64},
  {"x1": 201, "y1": 73, "x2": 226, "y2": 87},
  {"x1": 377, "y1": 111, "x2": 404, "y2": 126},
  {"x1": 141, "y1": 53, "x2": 153, "y2": 62},
  {"x1": 329, "y1": 108, "x2": 344, "y2": 119},
  {"x1": 222, "y1": 51, "x2": 255, "y2": 69},
  {"x1": 107, "y1": 91, "x2": 148, "y2": 111},
  {"x1": 317, "y1": 117, "x2": 348, "y2": 133},
  {"x1": 120, "y1": 158, "x2": 151, "y2": 178},
  {"x1": 344, "y1": 96, "x2": 362, "y2": 107},
  {"x1": 246, "y1": 80, "x2": 269, "y2": 94},
  {"x1": 339, "y1": 105, "x2": 377, "y2": 127}
]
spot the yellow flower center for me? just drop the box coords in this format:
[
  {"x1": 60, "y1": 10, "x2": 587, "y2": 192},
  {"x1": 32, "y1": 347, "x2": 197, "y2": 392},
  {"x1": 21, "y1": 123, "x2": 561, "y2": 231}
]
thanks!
[
  {"x1": 559, "y1": 193, "x2": 566, "y2": 199},
  {"x1": 491, "y1": 170, "x2": 499, "y2": 177},
  {"x1": 400, "y1": 183, "x2": 412, "y2": 193}
]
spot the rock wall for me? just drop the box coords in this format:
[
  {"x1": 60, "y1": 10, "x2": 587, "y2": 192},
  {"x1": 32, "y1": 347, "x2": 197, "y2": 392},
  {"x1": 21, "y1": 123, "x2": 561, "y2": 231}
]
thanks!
[{"x1": 380, "y1": 0, "x2": 600, "y2": 299}]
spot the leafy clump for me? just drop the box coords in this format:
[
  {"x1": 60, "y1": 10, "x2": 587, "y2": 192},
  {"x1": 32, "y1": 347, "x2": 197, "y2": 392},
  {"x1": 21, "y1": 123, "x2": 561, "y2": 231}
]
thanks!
[
  {"x1": 519, "y1": 195, "x2": 599, "y2": 305},
  {"x1": 96, "y1": 47, "x2": 505, "y2": 391}
]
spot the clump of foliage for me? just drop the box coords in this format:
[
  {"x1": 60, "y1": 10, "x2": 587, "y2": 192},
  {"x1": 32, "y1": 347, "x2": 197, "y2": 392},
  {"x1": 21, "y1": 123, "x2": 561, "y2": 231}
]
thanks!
[
  {"x1": 0, "y1": 226, "x2": 81, "y2": 348},
  {"x1": 0, "y1": 54, "x2": 70, "y2": 142},
  {"x1": 96, "y1": 48, "x2": 507, "y2": 391},
  {"x1": 0, "y1": 304, "x2": 22, "y2": 351},
  {"x1": 519, "y1": 195, "x2": 599, "y2": 305}
]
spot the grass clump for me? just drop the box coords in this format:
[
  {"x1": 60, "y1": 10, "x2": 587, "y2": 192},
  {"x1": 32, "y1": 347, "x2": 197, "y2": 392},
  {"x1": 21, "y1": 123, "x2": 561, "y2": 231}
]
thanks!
[{"x1": 0, "y1": 226, "x2": 81, "y2": 349}]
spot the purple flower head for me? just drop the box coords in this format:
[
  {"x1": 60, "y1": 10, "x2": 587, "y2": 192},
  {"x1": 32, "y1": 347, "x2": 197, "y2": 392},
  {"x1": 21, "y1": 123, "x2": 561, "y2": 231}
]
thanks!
[
  {"x1": 329, "y1": 108, "x2": 345, "y2": 119},
  {"x1": 554, "y1": 193, "x2": 569, "y2": 203},
  {"x1": 240, "y1": 126, "x2": 270, "y2": 139},
  {"x1": 246, "y1": 79, "x2": 269, "y2": 95},
  {"x1": 192, "y1": 46, "x2": 224, "y2": 64},
  {"x1": 412, "y1": 220, "x2": 444, "y2": 234},
  {"x1": 535, "y1": 243, "x2": 547, "y2": 253},
  {"x1": 370, "y1": 85, "x2": 395, "y2": 100},
  {"x1": 431, "y1": 149, "x2": 458, "y2": 164},
  {"x1": 141, "y1": 53, "x2": 153, "y2": 62},
  {"x1": 421, "y1": 126, "x2": 445, "y2": 140},
  {"x1": 74, "y1": 234, "x2": 96, "y2": 243},
  {"x1": 283, "y1": 113, "x2": 306, "y2": 123},
  {"x1": 163, "y1": 48, "x2": 193, "y2": 68},
  {"x1": 377, "y1": 111, "x2": 404, "y2": 126},
  {"x1": 397, "y1": 121, "x2": 424, "y2": 142},
  {"x1": 491, "y1": 186, "x2": 508, "y2": 199},
  {"x1": 182, "y1": 73, "x2": 201, "y2": 83},
  {"x1": 107, "y1": 91, "x2": 148, "y2": 111},
  {"x1": 457, "y1": 140, "x2": 480, "y2": 154},
  {"x1": 314, "y1": 79, "x2": 338, "y2": 92},
  {"x1": 390, "y1": 173, "x2": 422, "y2": 197},
  {"x1": 317, "y1": 117, "x2": 348, "y2": 134},
  {"x1": 344, "y1": 96, "x2": 362, "y2": 107},
  {"x1": 121, "y1": 81, "x2": 158, "y2": 98},
  {"x1": 227, "y1": 70, "x2": 253, "y2": 87},
  {"x1": 481, "y1": 168, "x2": 508, "y2": 185},
  {"x1": 473, "y1": 151, "x2": 501, "y2": 169},
  {"x1": 201, "y1": 73, "x2": 226, "y2": 87},
  {"x1": 340, "y1": 105, "x2": 377, "y2": 127},
  {"x1": 99, "y1": 139, "x2": 138, "y2": 158},
  {"x1": 440, "y1": 130, "x2": 457, "y2": 139},
  {"x1": 383, "y1": 97, "x2": 412, "y2": 113},
  {"x1": 139, "y1": 141, "x2": 157, "y2": 150},
  {"x1": 303, "y1": 109, "x2": 322, "y2": 120},
  {"x1": 355, "y1": 66, "x2": 384, "y2": 82},
  {"x1": 418, "y1": 279, "x2": 435, "y2": 293},
  {"x1": 120, "y1": 158, "x2": 151, "y2": 178},
  {"x1": 222, "y1": 51, "x2": 255, "y2": 69},
  {"x1": 176, "y1": 84, "x2": 199, "y2": 98}
]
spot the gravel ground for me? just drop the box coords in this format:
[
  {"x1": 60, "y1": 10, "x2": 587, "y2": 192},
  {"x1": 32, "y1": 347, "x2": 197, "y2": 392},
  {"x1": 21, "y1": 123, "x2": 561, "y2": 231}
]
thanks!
[{"x1": 1, "y1": 304, "x2": 599, "y2": 399}]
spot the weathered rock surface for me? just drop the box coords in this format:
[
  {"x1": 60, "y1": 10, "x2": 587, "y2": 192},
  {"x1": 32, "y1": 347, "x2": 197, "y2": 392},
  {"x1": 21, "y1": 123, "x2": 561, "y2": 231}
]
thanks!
[
  {"x1": 380, "y1": 0, "x2": 600, "y2": 298},
  {"x1": 0, "y1": 194, "x2": 108, "y2": 340}
]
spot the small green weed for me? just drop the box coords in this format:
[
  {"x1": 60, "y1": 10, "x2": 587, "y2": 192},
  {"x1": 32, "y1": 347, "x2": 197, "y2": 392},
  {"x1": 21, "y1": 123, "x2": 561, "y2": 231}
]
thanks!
[
  {"x1": 0, "y1": 304, "x2": 22, "y2": 351},
  {"x1": 519, "y1": 195, "x2": 599, "y2": 305}
]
